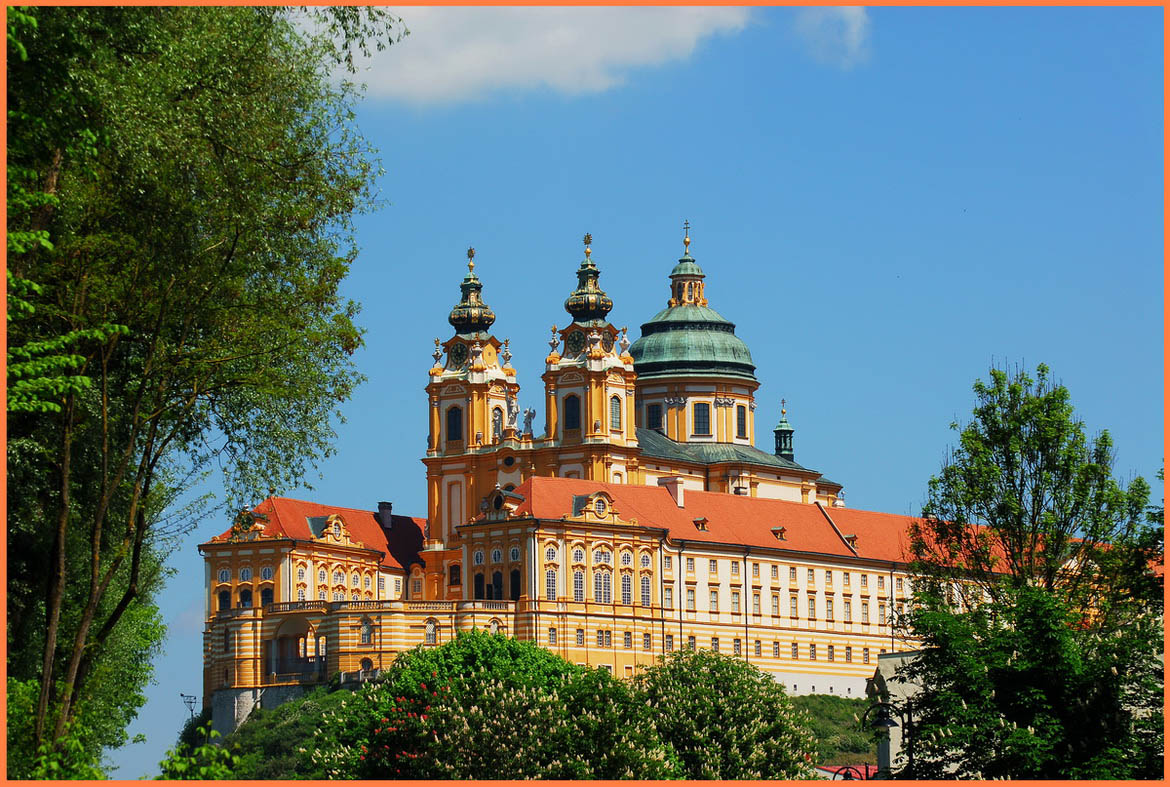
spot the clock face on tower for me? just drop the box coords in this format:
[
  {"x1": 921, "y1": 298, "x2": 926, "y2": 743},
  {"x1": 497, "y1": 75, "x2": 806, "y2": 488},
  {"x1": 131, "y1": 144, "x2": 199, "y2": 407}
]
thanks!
[
  {"x1": 566, "y1": 330, "x2": 586, "y2": 355},
  {"x1": 449, "y1": 343, "x2": 468, "y2": 367}
]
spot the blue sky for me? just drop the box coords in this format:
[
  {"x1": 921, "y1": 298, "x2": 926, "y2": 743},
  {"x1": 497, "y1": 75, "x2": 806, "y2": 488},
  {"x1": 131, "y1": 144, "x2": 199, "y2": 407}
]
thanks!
[{"x1": 109, "y1": 7, "x2": 1163, "y2": 776}]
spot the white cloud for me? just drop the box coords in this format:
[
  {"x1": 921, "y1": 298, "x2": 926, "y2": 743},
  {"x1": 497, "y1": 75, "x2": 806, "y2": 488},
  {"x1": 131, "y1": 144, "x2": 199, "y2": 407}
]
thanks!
[
  {"x1": 793, "y1": 7, "x2": 871, "y2": 69},
  {"x1": 351, "y1": 7, "x2": 752, "y2": 104}
]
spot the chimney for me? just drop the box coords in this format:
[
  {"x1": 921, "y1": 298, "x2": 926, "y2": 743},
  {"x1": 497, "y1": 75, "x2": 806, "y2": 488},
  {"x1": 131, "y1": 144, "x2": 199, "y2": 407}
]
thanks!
[
  {"x1": 377, "y1": 501, "x2": 393, "y2": 529},
  {"x1": 657, "y1": 476, "x2": 685, "y2": 508}
]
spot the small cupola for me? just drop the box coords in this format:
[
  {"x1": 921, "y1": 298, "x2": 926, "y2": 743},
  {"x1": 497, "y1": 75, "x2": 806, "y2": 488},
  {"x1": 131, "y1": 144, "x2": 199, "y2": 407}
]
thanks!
[
  {"x1": 773, "y1": 399, "x2": 795, "y2": 462},
  {"x1": 448, "y1": 246, "x2": 497, "y2": 334},
  {"x1": 563, "y1": 233, "x2": 614, "y2": 323},
  {"x1": 668, "y1": 221, "x2": 708, "y2": 307}
]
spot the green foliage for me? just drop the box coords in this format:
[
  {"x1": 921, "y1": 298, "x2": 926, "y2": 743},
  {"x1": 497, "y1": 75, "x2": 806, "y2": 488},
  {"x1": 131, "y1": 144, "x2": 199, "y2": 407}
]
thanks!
[
  {"x1": 634, "y1": 648, "x2": 817, "y2": 779},
  {"x1": 790, "y1": 694, "x2": 875, "y2": 766},
  {"x1": 897, "y1": 364, "x2": 1164, "y2": 779},
  {"x1": 222, "y1": 688, "x2": 352, "y2": 780},
  {"x1": 156, "y1": 724, "x2": 239, "y2": 780}
]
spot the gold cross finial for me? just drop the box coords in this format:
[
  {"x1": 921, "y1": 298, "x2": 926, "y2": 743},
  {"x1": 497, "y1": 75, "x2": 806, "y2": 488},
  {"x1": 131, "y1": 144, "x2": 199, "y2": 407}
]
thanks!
[
  {"x1": 781, "y1": 397, "x2": 787, "y2": 416},
  {"x1": 683, "y1": 220, "x2": 691, "y2": 253},
  {"x1": 467, "y1": 246, "x2": 476, "y2": 273},
  {"x1": 583, "y1": 232, "x2": 592, "y2": 258}
]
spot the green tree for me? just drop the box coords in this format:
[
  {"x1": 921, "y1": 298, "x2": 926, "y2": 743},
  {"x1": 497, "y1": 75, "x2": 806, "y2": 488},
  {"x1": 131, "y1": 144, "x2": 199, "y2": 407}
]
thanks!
[
  {"x1": 155, "y1": 724, "x2": 239, "y2": 780},
  {"x1": 6, "y1": 6, "x2": 402, "y2": 775},
  {"x1": 633, "y1": 648, "x2": 817, "y2": 779},
  {"x1": 897, "y1": 364, "x2": 1162, "y2": 779}
]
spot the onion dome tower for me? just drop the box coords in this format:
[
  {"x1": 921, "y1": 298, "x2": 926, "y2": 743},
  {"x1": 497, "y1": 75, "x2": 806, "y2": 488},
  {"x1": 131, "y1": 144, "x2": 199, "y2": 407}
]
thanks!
[
  {"x1": 425, "y1": 247, "x2": 520, "y2": 545},
  {"x1": 628, "y1": 224, "x2": 759, "y2": 445},
  {"x1": 540, "y1": 234, "x2": 637, "y2": 483}
]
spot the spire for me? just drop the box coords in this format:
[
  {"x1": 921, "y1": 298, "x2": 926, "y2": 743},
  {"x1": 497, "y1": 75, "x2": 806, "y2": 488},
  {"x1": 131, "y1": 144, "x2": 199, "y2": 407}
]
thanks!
[
  {"x1": 668, "y1": 221, "x2": 707, "y2": 306},
  {"x1": 564, "y1": 232, "x2": 614, "y2": 322},
  {"x1": 774, "y1": 398, "x2": 795, "y2": 461},
  {"x1": 448, "y1": 246, "x2": 497, "y2": 334}
]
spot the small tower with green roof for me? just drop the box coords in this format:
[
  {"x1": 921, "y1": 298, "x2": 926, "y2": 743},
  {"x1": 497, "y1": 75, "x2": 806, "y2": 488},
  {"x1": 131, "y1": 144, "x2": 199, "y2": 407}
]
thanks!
[{"x1": 773, "y1": 399, "x2": 795, "y2": 462}]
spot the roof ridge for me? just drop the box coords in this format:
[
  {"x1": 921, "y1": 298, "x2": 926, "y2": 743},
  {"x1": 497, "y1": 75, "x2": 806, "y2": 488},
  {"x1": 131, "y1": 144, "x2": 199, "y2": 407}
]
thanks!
[{"x1": 815, "y1": 500, "x2": 859, "y2": 556}]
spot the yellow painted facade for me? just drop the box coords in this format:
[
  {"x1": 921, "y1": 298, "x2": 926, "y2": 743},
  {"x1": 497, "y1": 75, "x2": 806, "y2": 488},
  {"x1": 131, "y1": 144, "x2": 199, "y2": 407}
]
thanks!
[{"x1": 200, "y1": 234, "x2": 917, "y2": 732}]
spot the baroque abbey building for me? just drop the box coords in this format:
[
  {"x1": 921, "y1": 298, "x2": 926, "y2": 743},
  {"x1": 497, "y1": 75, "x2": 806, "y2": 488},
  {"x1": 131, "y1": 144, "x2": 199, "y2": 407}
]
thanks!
[{"x1": 201, "y1": 232, "x2": 918, "y2": 733}]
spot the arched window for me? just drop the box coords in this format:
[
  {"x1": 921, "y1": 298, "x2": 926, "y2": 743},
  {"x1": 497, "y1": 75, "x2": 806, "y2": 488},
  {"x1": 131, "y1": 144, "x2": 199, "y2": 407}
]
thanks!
[
  {"x1": 260, "y1": 587, "x2": 273, "y2": 607},
  {"x1": 621, "y1": 574, "x2": 632, "y2": 604},
  {"x1": 641, "y1": 575, "x2": 652, "y2": 606},
  {"x1": 490, "y1": 548, "x2": 502, "y2": 564},
  {"x1": 640, "y1": 553, "x2": 651, "y2": 568},
  {"x1": 318, "y1": 569, "x2": 326, "y2": 583},
  {"x1": 573, "y1": 570, "x2": 585, "y2": 602},
  {"x1": 564, "y1": 395, "x2": 581, "y2": 430},
  {"x1": 593, "y1": 549, "x2": 611, "y2": 565},
  {"x1": 261, "y1": 566, "x2": 274, "y2": 581},
  {"x1": 620, "y1": 552, "x2": 633, "y2": 566},
  {"x1": 360, "y1": 657, "x2": 374, "y2": 672},
  {"x1": 239, "y1": 567, "x2": 252, "y2": 582},
  {"x1": 510, "y1": 569, "x2": 521, "y2": 600},
  {"x1": 318, "y1": 636, "x2": 327, "y2": 656},
  {"x1": 333, "y1": 570, "x2": 343, "y2": 584},
  {"x1": 594, "y1": 570, "x2": 612, "y2": 603},
  {"x1": 489, "y1": 619, "x2": 500, "y2": 635},
  {"x1": 545, "y1": 546, "x2": 557, "y2": 562},
  {"x1": 572, "y1": 547, "x2": 585, "y2": 563},
  {"x1": 424, "y1": 619, "x2": 437, "y2": 645},
  {"x1": 492, "y1": 406, "x2": 503, "y2": 441},
  {"x1": 217, "y1": 568, "x2": 229, "y2": 583},
  {"x1": 218, "y1": 590, "x2": 231, "y2": 611},
  {"x1": 238, "y1": 588, "x2": 253, "y2": 608},
  {"x1": 446, "y1": 406, "x2": 464, "y2": 442},
  {"x1": 473, "y1": 550, "x2": 484, "y2": 566},
  {"x1": 509, "y1": 546, "x2": 520, "y2": 562},
  {"x1": 351, "y1": 573, "x2": 360, "y2": 587},
  {"x1": 474, "y1": 573, "x2": 485, "y2": 599},
  {"x1": 610, "y1": 395, "x2": 622, "y2": 430},
  {"x1": 692, "y1": 402, "x2": 711, "y2": 435},
  {"x1": 736, "y1": 405, "x2": 747, "y2": 438},
  {"x1": 297, "y1": 567, "x2": 305, "y2": 582},
  {"x1": 545, "y1": 568, "x2": 557, "y2": 599},
  {"x1": 676, "y1": 283, "x2": 684, "y2": 301},
  {"x1": 491, "y1": 571, "x2": 503, "y2": 599},
  {"x1": 360, "y1": 620, "x2": 372, "y2": 645},
  {"x1": 449, "y1": 564, "x2": 461, "y2": 586},
  {"x1": 318, "y1": 589, "x2": 326, "y2": 600}
]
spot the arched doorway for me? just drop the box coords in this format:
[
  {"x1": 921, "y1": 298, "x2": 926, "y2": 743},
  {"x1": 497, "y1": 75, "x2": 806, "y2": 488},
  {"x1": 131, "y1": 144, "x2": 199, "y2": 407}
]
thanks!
[
  {"x1": 509, "y1": 569, "x2": 521, "y2": 600},
  {"x1": 267, "y1": 616, "x2": 322, "y2": 679}
]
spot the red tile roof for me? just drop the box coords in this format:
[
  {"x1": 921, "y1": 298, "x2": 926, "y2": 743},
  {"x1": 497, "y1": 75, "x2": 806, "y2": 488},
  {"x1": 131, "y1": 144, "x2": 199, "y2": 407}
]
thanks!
[
  {"x1": 207, "y1": 497, "x2": 425, "y2": 572},
  {"x1": 508, "y1": 476, "x2": 915, "y2": 564}
]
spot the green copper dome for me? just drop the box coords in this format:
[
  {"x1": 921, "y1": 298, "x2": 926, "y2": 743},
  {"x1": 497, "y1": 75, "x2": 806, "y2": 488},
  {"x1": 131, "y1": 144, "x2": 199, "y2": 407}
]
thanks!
[
  {"x1": 629, "y1": 304, "x2": 756, "y2": 381},
  {"x1": 448, "y1": 248, "x2": 496, "y2": 334},
  {"x1": 563, "y1": 235, "x2": 614, "y2": 322},
  {"x1": 670, "y1": 255, "x2": 705, "y2": 278}
]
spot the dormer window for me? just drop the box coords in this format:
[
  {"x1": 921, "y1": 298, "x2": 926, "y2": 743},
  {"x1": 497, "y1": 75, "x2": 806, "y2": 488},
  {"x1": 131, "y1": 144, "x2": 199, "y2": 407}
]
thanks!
[
  {"x1": 594, "y1": 497, "x2": 607, "y2": 517},
  {"x1": 771, "y1": 526, "x2": 787, "y2": 541},
  {"x1": 693, "y1": 517, "x2": 709, "y2": 532},
  {"x1": 332, "y1": 521, "x2": 341, "y2": 539}
]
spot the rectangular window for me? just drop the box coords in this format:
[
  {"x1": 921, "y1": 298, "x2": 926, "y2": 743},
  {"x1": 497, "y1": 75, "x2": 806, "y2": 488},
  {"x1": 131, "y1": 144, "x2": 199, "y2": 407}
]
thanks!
[
  {"x1": 548, "y1": 628, "x2": 556, "y2": 645},
  {"x1": 647, "y1": 403, "x2": 663, "y2": 430},
  {"x1": 826, "y1": 598, "x2": 834, "y2": 620},
  {"x1": 791, "y1": 642, "x2": 799, "y2": 659},
  {"x1": 771, "y1": 564, "x2": 779, "y2": 580},
  {"x1": 826, "y1": 570, "x2": 833, "y2": 586},
  {"x1": 896, "y1": 577, "x2": 904, "y2": 593},
  {"x1": 808, "y1": 596, "x2": 816, "y2": 619},
  {"x1": 412, "y1": 579, "x2": 422, "y2": 595},
  {"x1": 605, "y1": 631, "x2": 612, "y2": 647},
  {"x1": 546, "y1": 569, "x2": 557, "y2": 600},
  {"x1": 688, "y1": 636, "x2": 696, "y2": 651},
  {"x1": 598, "y1": 630, "x2": 606, "y2": 647},
  {"x1": 664, "y1": 555, "x2": 673, "y2": 571},
  {"x1": 378, "y1": 576, "x2": 386, "y2": 593},
  {"x1": 828, "y1": 645, "x2": 835, "y2": 661},
  {"x1": 711, "y1": 637, "x2": 719, "y2": 653},
  {"x1": 790, "y1": 595, "x2": 798, "y2": 619},
  {"x1": 845, "y1": 646, "x2": 852, "y2": 663},
  {"x1": 810, "y1": 644, "x2": 817, "y2": 660},
  {"x1": 861, "y1": 574, "x2": 868, "y2": 589},
  {"x1": 771, "y1": 594, "x2": 780, "y2": 616},
  {"x1": 863, "y1": 647, "x2": 870, "y2": 664},
  {"x1": 693, "y1": 402, "x2": 711, "y2": 435},
  {"x1": 710, "y1": 590, "x2": 719, "y2": 611},
  {"x1": 752, "y1": 562, "x2": 760, "y2": 578},
  {"x1": 807, "y1": 568, "x2": 815, "y2": 583},
  {"x1": 754, "y1": 640, "x2": 761, "y2": 657},
  {"x1": 879, "y1": 602, "x2": 887, "y2": 624},
  {"x1": 862, "y1": 602, "x2": 870, "y2": 623},
  {"x1": 878, "y1": 575, "x2": 885, "y2": 590},
  {"x1": 643, "y1": 633, "x2": 652, "y2": 651},
  {"x1": 753, "y1": 593, "x2": 761, "y2": 614},
  {"x1": 844, "y1": 600, "x2": 852, "y2": 622},
  {"x1": 843, "y1": 572, "x2": 851, "y2": 587},
  {"x1": 576, "y1": 628, "x2": 585, "y2": 646},
  {"x1": 395, "y1": 578, "x2": 402, "y2": 595},
  {"x1": 624, "y1": 631, "x2": 632, "y2": 649},
  {"x1": 731, "y1": 591, "x2": 740, "y2": 613},
  {"x1": 641, "y1": 576, "x2": 652, "y2": 607},
  {"x1": 731, "y1": 561, "x2": 740, "y2": 576},
  {"x1": 574, "y1": 570, "x2": 585, "y2": 603},
  {"x1": 733, "y1": 638, "x2": 742, "y2": 655},
  {"x1": 664, "y1": 587, "x2": 674, "y2": 608},
  {"x1": 789, "y1": 566, "x2": 797, "y2": 582},
  {"x1": 665, "y1": 634, "x2": 674, "y2": 652},
  {"x1": 686, "y1": 557, "x2": 695, "y2": 572},
  {"x1": 773, "y1": 641, "x2": 780, "y2": 658},
  {"x1": 686, "y1": 588, "x2": 695, "y2": 610},
  {"x1": 709, "y1": 559, "x2": 718, "y2": 574},
  {"x1": 736, "y1": 405, "x2": 747, "y2": 438}
]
